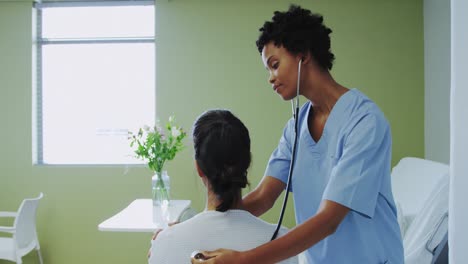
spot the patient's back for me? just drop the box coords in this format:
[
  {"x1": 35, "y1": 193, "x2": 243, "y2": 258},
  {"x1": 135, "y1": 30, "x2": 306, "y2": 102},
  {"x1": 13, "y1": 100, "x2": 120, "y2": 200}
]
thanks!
[{"x1": 149, "y1": 209, "x2": 298, "y2": 264}]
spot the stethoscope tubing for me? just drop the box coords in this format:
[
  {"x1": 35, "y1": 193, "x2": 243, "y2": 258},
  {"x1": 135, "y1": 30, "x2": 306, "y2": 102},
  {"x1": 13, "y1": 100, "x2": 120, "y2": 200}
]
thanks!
[{"x1": 271, "y1": 59, "x2": 302, "y2": 240}]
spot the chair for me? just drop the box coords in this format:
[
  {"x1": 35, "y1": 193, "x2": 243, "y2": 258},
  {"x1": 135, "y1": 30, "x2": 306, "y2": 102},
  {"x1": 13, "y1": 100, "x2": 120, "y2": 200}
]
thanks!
[{"x1": 0, "y1": 193, "x2": 44, "y2": 264}]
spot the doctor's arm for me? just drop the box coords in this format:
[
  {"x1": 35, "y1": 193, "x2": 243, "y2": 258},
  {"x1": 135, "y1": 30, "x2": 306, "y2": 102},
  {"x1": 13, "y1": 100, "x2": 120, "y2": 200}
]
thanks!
[
  {"x1": 242, "y1": 176, "x2": 285, "y2": 217},
  {"x1": 192, "y1": 199, "x2": 350, "y2": 264}
]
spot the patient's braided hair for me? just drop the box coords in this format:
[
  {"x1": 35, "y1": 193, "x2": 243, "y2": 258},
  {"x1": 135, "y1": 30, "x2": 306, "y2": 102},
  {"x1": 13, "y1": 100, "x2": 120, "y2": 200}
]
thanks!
[
  {"x1": 192, "y1": 109, "x2": 251, "y2": 212},
  {"x1": 256, "y1": 4, "x2": 335, "y2": 70}
]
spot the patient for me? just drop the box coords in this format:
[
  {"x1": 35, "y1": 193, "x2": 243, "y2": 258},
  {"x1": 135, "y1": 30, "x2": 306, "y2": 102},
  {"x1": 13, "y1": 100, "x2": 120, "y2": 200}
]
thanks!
[{"x1": 148, "y1": 109, "x2": 298, "y2": 264}]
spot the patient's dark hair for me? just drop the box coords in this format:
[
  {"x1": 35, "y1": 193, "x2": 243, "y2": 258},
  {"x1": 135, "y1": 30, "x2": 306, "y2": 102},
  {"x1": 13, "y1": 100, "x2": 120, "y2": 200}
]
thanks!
[
  {"x1": 256, "y1": 4, "x2": 335, "y2": 70},
  {"x1": 192, "y1": 109, "x2": 251, "y2": 212}
]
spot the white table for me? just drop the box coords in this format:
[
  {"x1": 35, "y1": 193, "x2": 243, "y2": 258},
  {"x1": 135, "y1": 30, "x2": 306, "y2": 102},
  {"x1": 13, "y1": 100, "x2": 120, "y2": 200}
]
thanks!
[{"x1": 98, "y1": 199, "x2": 192, "y2": 232}]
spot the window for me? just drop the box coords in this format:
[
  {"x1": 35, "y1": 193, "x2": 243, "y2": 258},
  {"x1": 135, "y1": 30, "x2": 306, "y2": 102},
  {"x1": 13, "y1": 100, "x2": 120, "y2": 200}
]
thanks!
[{"x1": 34, "y1": 1, "x2": 155, "y2": 165}]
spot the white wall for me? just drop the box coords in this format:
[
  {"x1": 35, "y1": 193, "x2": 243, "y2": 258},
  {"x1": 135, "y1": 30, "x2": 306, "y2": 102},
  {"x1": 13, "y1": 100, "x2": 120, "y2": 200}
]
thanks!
[
  {"x1": 424, "y1": 0, "x2": 450, "y2": 164},
  {"x1": 426, "y1": 0, "x2": 468, "y2": 261},
  {"x1": 449, "y1": 0, "x2": 468, "y2": 262}
]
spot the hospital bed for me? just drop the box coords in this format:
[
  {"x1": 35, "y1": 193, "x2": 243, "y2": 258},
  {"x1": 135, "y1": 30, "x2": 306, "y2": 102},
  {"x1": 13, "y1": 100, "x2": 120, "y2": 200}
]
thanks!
[{"x1": 391, "y1": 157, "x2": 449, "y2": 264}]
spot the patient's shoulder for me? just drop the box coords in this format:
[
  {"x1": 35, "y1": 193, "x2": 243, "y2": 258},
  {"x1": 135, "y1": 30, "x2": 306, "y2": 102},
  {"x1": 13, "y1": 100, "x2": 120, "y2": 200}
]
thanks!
[{"x1": 154, "y1": 210, "x2": 223, "y2": 239}]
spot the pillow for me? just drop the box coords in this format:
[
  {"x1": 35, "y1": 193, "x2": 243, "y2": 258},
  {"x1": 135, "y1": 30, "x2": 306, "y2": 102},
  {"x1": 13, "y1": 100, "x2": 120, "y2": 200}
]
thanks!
[{"x1": 391, "y1": 157, "x2": 449, "y2": 219}]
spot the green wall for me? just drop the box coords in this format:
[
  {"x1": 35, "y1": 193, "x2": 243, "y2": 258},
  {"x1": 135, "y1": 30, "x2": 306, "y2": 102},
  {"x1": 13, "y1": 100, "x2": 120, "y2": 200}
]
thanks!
[{"x1": 0, "y1": 0, "x2": 423, "y2": 263}]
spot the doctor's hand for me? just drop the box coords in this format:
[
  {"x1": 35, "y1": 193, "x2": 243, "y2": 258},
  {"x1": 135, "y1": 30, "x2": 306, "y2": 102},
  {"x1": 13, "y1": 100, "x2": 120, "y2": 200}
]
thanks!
[{"x1": 190, "y1": 249, "x2": 244, "y2": 264}]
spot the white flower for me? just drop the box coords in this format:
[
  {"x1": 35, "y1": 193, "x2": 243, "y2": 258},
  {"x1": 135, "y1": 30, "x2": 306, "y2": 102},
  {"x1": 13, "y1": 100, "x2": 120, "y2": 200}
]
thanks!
[
  {"x1": 171, "y1": 127, "x2": 181, "y2": 137},
  {"x1": 169, "y1": 116, "x2": 175, "y2": 123},
  {"x1": 143, "y1": 125, "x2": 150, "y2": 131}
]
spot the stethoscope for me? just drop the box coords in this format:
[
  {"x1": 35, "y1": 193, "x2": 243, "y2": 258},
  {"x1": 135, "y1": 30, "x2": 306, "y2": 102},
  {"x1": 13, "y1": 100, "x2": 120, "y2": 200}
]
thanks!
[
  {"x1": 191, "y1": 59, "x2": 303, "y2": 261},
  {"x1": 271, "y1": 58, "x2": 302, "y2": 240}
]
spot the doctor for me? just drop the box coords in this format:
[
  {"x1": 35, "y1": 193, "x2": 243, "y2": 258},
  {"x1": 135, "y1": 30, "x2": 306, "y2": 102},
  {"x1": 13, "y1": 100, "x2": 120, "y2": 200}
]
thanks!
[{"x1": 192, "y1": 5, "x2": 404, "y2": 264}]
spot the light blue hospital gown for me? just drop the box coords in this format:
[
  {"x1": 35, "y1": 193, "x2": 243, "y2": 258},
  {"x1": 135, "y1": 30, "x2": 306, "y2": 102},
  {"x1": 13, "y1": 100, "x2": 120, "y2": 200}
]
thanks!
[{"x1": 266, "y1": 89, "x2": 404, "y2": 263}]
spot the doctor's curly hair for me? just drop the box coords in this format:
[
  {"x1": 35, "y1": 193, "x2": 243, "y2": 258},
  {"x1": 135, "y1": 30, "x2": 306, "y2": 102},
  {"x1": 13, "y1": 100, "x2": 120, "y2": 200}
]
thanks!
[{"x1": 256, "y1": 5, "x2": 335, "y2": 70}]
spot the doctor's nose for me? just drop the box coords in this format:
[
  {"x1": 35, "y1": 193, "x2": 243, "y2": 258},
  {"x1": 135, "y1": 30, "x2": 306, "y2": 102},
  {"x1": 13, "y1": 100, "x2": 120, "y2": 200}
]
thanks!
[{"x1": 268, "y1": 72, "x2": 276, "y2": 84}]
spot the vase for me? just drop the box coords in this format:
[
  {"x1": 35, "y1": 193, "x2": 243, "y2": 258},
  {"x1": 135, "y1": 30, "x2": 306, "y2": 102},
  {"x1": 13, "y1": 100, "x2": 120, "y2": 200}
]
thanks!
[
  {"x1": 152, "y1": 171, "x2": 171, "y2": 227},
  {"x1": 151, "y1": 170, "x2": 170, "y2": 207}
]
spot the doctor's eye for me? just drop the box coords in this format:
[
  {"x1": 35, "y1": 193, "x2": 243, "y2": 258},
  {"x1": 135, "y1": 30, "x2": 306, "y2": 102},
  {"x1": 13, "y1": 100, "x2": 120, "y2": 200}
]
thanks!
[{"x1": 272, "y1": 62, "x2": 279, "y2": 69}]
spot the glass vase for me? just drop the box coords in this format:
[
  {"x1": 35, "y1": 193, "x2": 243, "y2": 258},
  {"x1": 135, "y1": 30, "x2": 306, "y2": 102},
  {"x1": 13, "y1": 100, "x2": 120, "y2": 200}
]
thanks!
[{"x1": 152, "y1": 170, "x2": 170, "y2": 207}]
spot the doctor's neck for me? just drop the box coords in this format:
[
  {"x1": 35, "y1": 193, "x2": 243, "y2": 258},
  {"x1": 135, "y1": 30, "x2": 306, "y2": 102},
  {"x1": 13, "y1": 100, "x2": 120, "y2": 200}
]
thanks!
[{"x1": 301, "y1": 69, "x2": 348, "y2": 114}]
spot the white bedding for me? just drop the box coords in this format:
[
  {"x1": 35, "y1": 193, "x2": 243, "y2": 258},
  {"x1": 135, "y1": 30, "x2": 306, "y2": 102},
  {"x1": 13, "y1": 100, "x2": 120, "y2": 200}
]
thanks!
[{"x1": 391, "y1": 157, "x2": 449, "y2": 264}]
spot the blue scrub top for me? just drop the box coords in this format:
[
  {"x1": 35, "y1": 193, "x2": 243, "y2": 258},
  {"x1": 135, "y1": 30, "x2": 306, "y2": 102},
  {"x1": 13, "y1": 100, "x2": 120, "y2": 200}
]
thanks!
[{"x1": 266, "y1": 89, "x2": 404, "y2": 263}]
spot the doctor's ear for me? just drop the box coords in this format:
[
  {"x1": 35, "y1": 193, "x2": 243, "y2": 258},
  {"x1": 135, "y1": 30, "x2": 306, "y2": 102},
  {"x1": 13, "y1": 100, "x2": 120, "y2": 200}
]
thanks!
[{"x1": 298, "y1": 53, "x2": 311, "y2": 64}]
